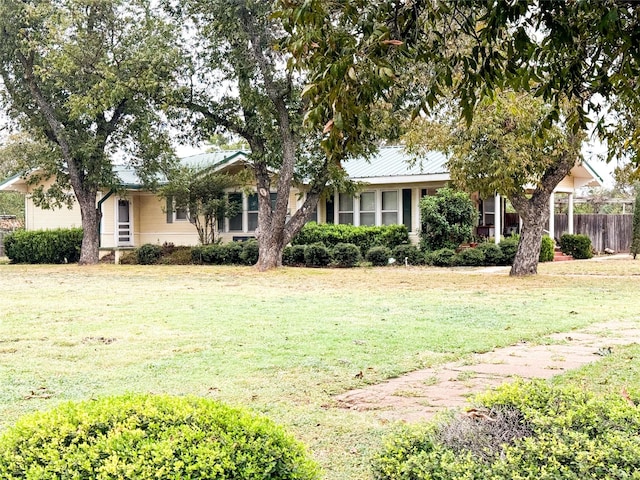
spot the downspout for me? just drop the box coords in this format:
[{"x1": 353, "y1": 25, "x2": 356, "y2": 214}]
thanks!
[{"x1": 96, "y1": 189, "x2": 115, "y2": 248}]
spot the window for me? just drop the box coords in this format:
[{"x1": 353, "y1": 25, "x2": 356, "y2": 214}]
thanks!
[
  {"x1": 338, "y1": 193, "x2": 354, "y2": 224},
  {"x1": 482, "y1": 197, "x2": 495, "y2": 225},
  {"x1": 248, "y1": 193, "x2": 259, "y2": 231},
  {"x1": 359, "y1": 191, "x2": 375, "y2": 226},
  {"x1": 381, "y1": 191, "x2": 398, "y2": 225},
  {"x1": 245, "y1": 192, "x2": 278, "y2": 232},
  {"x1": 228, "y1": 193, "x2": 243, "y2": 231},
  {"x1": 175, "y1": 206, "x2": 188, "y2": 221}
]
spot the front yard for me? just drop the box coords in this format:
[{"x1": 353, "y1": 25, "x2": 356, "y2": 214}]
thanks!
[{"x1": 1, "y1": 258, "x2": 639, "y2": 479}]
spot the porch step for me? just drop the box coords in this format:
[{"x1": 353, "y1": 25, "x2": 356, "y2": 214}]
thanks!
[{"x1": 553, "y1": 249, "x2": 573, "y2": 262}]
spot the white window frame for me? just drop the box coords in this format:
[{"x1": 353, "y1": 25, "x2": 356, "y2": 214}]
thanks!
[
  {"x1": 381, "y1": 190, "x2": 399, "y2": 225},
  {"x1": 338, "y1": 192, "x2": 354, "y2": 225},
  {"x1": 358, "y1": 191, "x2": 376, "y2": 226}
]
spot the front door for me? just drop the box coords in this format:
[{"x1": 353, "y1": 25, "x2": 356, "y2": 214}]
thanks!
[{"x1": 117, "y1": 199, "x2": 132, "y2": 246}]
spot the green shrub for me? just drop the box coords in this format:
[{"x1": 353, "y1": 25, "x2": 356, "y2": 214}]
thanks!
[
  {"x1": 498, "y1": 235, "x2": 520, "y2": 265},
  {"x1": 223, "y1": 241, "x2": 245, "y2": 265},
  {"x1": 283, "y1": 245, "x2": 306, "y2": 266},
  {"x1": 425, "y1": 248, "x2": 456, "y2": 267},
  {"x1": 452, "y1": 247, "x2": 486, "y2": 266},
  {"x1": 240, "y1": 240, "x2": 259, "y2": 265},
  {"x1": 136, "y1": 243, "x2": 162, "y2": 265},
  {"x1": 195, "y1": 244, "x2": 226, "y2": 264},
  {"x1": 332, "y1": 242, "x2": 361, "y2": 267},
  {"x1": 539, "y1": 235, "x2": 555, "y2": 262},
  {"x1": 4, "y1": 228, "x2": 83, "y2": 264},
  {"x1": 392, "y1": 244, "x2": 424, "y2": 266},
  {"x1": 304, "y1": 242, "x2": 331, "y2": 267},
  {"x1": 158, "y1": 246, "x2": 194, "y2": 265},
  {"x1": 366, "y1": 246, "x2": 392, "y2": 266},
  {"x1": 119, "y1": 250, "x2": 138, "y2": 265},
  {"x1": 0, "y1": 394, "x2": 320, "y2": 480},
  {"x1": 560, "y1": 233, "x2": 593, "y2": 259},
  {"x1": 476, "y1": 242, "x2": 502, "y2": 266},
  {"x1": 292, "y1": 222, "x2": 409, "y2": 255},
  {"x1": 419, "y1": 187, "x2": 476, "y2": 251},
  {"x1": 372, "y1": 380, "x2": 640, "y2": 480}
]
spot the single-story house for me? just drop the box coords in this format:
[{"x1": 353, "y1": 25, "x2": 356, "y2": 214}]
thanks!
[{"x1": 0, "y1": 146, "x2": 603, "y2": 255}]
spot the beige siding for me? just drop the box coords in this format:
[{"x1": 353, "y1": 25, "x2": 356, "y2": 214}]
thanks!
[
  {"x1": 99, "y1": 194, "x2": 116, "y2": 247},
  {"x1": 135, "y1": 194, "x2": 200, "y2": 246},
  {"x1": 25, "y1": 179, "x2": 82, "y2": 231}
]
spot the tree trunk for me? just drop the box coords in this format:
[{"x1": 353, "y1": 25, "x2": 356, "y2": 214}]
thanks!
[
  {"x1": 255, "y1": 226, "x2": 286, "y2": 271},
  {"x1": 76, "y1": 191, "x2": 100, "y2": 265},
  {"x1": 510, "y1": 201, "x2": 549, "y2": 276},
  {"x1": 508, "y1": 135, "x2": 579, "y2": 276}
]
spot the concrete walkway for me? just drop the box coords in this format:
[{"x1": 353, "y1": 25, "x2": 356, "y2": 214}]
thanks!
[{"x1": 335, "y1": 320, "x2": 640, "y2": 423}]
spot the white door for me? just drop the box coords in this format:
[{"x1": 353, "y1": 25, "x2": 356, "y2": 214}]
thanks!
[{"x1": 117, "y1": 199, "x2": 132, "y2": 246}]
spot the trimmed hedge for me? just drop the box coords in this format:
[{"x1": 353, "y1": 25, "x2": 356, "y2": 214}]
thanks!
[
  {"x1": 304, "y1": 242, "x2": 331, "y2": 267},
  {"x1": 366, "y1": 246, "x2": 392, "y2": 266},
  {"x1": 425, "y1": 248, "x2": 456, "y2": 267},
  {"x1": 191, "y1": 241, "x2": 257, "y2": 265},
  {"x1": 392, "y1": 244, "x2": 425, "y2": 266},
  {"x1": 476, "y1": 242, "x2": 503, "y2": 266},
  {"x1": 560, "y1": 233, "x2": 593, "y2": 259},
  {"x1": 452, "y1": 247, "x2": 486, "y2": 266},
  {"x1": 498, "y1": 236, "x2": 520, "y2": 265},
  {"x1": 137, "y1": 243, "x2": 162, "y2": 265},
  {"x1": 332, "y1": 242, "x2": 361, "y2": 267},
  {"x1": 539, "y1": 234, "x2": 555, "y2": 262},
  {"x1": 372, "y1": 380, "x2": 640, "y2": 480},
  {"x1": 4, "y1": 228, "x2": 83, "y2": 264},
  {"x1": 283, "y1": 245, "x2": 306, "y2": 266},
  {"x1": 240, "y1": 240, "x2": 259, "y2": 265},
  {"x1": 0, "y1": 394, "x2": 320, "y2": 480},
  {"x1": 292, "y1": 222, "x2": 409, "y2": 255}
]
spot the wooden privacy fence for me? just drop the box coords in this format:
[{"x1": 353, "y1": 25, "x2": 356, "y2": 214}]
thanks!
[
  {"x1": 0, "y1": 230, "x2": 7, "y2": 257},
  {"x1": 554, "y1": 214, "x2": 632, "y2": 253}
]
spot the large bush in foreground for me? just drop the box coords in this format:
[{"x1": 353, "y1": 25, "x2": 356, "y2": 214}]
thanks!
[
  {"x1": 372, "y1": 380, "x2": 640, "y2": 479},
  {"x1": 0, "y1": 394, "x2": 320, "y2": 480},
  {"x1": 419, "y1": 187, "x2": 475, "y2": 251},
  {"x1": 4, "y1": 228, "x2": 82, "y2": 264}
]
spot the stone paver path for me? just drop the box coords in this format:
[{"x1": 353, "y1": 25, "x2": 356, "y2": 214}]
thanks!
[{"x1": 335, "y1": 320, "x2": 640, "y2": 423}]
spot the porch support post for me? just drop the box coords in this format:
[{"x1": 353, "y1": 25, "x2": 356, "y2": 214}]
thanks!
[
  {"x1": 494, "y1": 193, "x2": 501, "y2": 244},
  {"x1": 413, "y1": 188, "x2": 420, "y2": 236},
  {"x1": 549, "y1": 191, "x2": 555, "y2": 240},
  {"x1": 568, "y1": 192, "x2": 574, "y2": 234}
]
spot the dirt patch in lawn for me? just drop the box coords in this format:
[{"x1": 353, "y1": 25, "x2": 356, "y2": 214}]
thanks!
[{"x1": 335, "y1": 320, "x2": 640, "y2": 423}]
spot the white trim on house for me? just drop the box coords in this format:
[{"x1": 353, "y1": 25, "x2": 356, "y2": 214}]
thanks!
[{"x1": 353, "y1": 173, "x2": 451, "y2": 185}]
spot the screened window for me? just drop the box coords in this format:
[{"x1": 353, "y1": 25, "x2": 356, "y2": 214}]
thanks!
[
  {"x1": 338, "y1": 193, "x2": 354, "y2": 224},
  {"x1": 228, "y1": 193, "x2": 243, "y2": 231},
  {"x1": 381, "y1": 191, "x2": 398, "y2": 225},
  {"x1": 359, "y1": 191, "x2": 375, "y2": 226},
  {"x1": 248, "y1": 193, "x2": 259, "y2": 231},
  {"x1": 248, "y1": 192, "x2": 277, "y2": 231},
  {"x1": 175, "y1": 206, "x2": 188, "y2": 221}
]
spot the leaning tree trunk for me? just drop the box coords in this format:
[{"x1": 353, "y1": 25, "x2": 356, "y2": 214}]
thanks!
[
  {"x1": 510, "y1": 195, "x2": 551, "y2": 276},
  {"x1": 508, "y1": 134, "x2": 580, "y2": 276}
]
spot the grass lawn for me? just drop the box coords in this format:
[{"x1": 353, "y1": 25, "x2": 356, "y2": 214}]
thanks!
[{"x1": 1, "y1": 257, "x2": 639, "y2": 479}]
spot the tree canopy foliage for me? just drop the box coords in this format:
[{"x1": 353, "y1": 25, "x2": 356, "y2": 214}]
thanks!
[
  {"x1": 161, "y1": 166, "x2": 241, "y2": 245},
  {"x1": 278, "y1": 0, "x2": 640, "y2": 166},
  {"x1": 164, "y1": 0, "x2": 368, "y2": 269},
  {"x1": 408, "y1": 90, "x2": 582, "y2": 275},
  {"x1": 0, "y1": 0, "x2": 180, "y2": 263}
]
